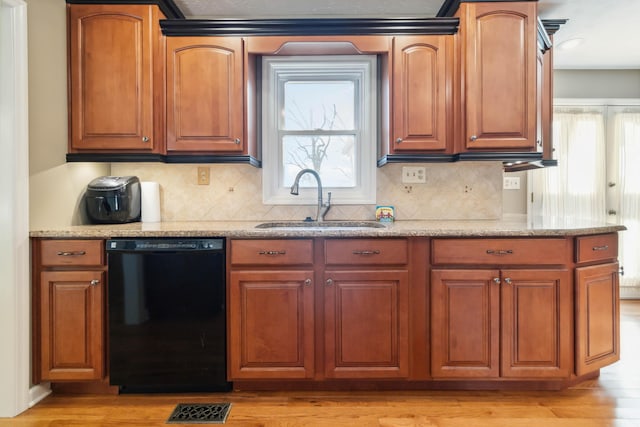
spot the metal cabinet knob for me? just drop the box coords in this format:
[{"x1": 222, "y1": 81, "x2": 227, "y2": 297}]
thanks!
[
  {"x1": 396, "y1": 138, "x2": 403, "y2": 144},
  {"x1": 142, "y1": 136, "x2": 150, "y2": 142},
  {"x1": 90, "y1": 279, "x2": 100, "y2": 286},
  {"x1": 470, "y1": 135, "x2": 478, "y2": 142},
  {"x1": 326, "y1": 278, "x2": 334, "y2": 286},
  {"x1": 304, "y1": 279, "x2": 312, "y2": 286},
  {"x1": 493, "y1": 277, "x2": 501, "y2": 284},
  {"x1": 234, "y1": 138, "x2": 241, "y2": 144},
  {"x1": 504, "y1": 278, "x2": 512, "y2": 285}
]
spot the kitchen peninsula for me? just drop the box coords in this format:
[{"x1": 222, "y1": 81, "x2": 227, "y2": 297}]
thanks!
[{"x1": 31, "y1": 216, "x2": 624, "y2": 391}]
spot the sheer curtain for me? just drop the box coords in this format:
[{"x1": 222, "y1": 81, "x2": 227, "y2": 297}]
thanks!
[
  {"x1": 613, "y1": 110, "x2": 640, "y2": 293},
  {"x1": 539, "y1": 107, "x2": 607, "y2": 222}
]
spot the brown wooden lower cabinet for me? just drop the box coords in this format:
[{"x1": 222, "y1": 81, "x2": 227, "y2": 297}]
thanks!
[
  {"x1": 323, "y1": 270, "x2": 409, "y2": 379},
  {"x1": 575, "y1": 262, "x2": 620, "y2": 375},
  {"x1": 31, "y1": 233, "x2": 621, "y2": 390},
  {"x1": 430, "y1": 268, "x2": 572, "y2": 379},
  {"x1": 228, "y1": 270, "x2": 315, "y2": 379},
  {"x1": 228, "y1": 238, "x2": 411, "y2": 381},
  {"x1": 38, "y1": 271, "x2": 105, "y2": 381},
  {"x1": 32, "y1": 239, "x2": 107, "y2": 382}
]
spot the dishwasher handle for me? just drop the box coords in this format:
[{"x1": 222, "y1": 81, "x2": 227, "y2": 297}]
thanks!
[{"x1": 106, "y1": 239, "x2": 224, "y2": 252}]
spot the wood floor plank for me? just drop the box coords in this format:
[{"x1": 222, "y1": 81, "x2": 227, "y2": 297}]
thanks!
[{"x1": 2, "y1": 301, "x2": 638, "y2": 427}]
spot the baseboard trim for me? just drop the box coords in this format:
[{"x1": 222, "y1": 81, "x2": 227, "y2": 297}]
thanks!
[{"x1": 29, "y1": 383, "x2": 51, "y2": 408}]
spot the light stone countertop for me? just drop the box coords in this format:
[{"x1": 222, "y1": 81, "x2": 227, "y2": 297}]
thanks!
[{"x1": 29, "y1": 215, "x2": 626, "y2": 239}]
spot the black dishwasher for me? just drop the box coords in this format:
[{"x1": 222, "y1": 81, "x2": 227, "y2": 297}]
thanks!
[{"x1": 107, "y1": 238, "x2": 230, "y2": 392}]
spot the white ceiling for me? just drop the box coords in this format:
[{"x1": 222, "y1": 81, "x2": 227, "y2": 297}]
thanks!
[{"x1": 172, "y1": 0, "x2": 640, "y2": 70}]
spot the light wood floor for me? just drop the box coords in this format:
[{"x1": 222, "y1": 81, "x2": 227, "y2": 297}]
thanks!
[{"x1": 5, "y1": 301, "x2": 640, "y2": 427}]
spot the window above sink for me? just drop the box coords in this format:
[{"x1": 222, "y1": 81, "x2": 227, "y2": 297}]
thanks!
[{"x1": 261, "y1": 55, "x2": 377, "y2": 205}]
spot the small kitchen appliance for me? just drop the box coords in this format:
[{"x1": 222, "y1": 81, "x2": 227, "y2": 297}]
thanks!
[{"x1": 84, "y1": 176, "x2": 141, "y2": 224}]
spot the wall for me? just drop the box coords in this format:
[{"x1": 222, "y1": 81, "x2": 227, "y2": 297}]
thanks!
[
  {"x1": 554, "y1": 69, "x2": 640, "y2": 99},
  {"x1": 112, "y1": 162, "x2": 504, "y2": 221},
  {"x1": 27, "y1": 0, "x2": 108, "y2": 230}
]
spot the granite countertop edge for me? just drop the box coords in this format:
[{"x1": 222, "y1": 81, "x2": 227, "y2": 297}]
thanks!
[{"x1": 29, "y1": 217, "x2": 627, "y2": 239}]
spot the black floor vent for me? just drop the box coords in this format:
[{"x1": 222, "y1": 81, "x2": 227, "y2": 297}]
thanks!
[{"x1": 167, "y1": 403, "x2": 232, "y2": 424}]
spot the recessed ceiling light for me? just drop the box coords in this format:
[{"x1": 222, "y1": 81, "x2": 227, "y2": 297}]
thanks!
[{"x1": 556, "y1": 38, "x2": 584, "y2": 51}]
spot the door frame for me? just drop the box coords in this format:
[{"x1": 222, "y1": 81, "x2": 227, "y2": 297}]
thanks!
[{"x1": 0, "y1": 0, "x2": 48, "y2": 417}]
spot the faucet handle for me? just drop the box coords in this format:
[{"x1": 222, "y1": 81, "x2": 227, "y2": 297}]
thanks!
[{"x1": 325, "y1": 191, "x2": 332, "y2": 206}]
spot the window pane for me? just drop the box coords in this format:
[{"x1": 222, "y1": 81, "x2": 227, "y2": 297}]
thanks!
[
  {"x1": 283, "y1": 81, "x2": 355, "y2": 130},
  {"x1": 282, "y1": 135, "x2": 356, "y2": 188}
]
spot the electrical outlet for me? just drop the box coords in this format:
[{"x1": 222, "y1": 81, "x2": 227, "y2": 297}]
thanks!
[
  {"x1": 402, "y1": 166, "x2": 426, "y2": 183},
  {"x1": 503, "y1": 176, "x2": 521, "y2": 190},
  {"x1": 197, "y1": 167, "x2": 210, "y2": 185}
]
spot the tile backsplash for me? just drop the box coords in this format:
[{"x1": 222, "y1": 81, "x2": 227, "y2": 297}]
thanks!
[{"x1": 111, "y1": 162, "x2": 503, "y2": 221}]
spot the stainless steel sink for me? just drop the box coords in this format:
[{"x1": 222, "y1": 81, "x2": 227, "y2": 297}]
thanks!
[{"x1": 255, "y1": 221, "x2": 386, "y2": 229}]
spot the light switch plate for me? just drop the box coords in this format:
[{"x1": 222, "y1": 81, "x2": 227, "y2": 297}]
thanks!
[
  {"x1": 503, "y1": 176, "x2": 520, "y2": 190},
  {"x1": 402, "y1": 166, "x2": 426, "y2": 183}
]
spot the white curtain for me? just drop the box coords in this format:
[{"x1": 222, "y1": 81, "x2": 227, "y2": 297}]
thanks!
[
  {"x1": 614, "y1": 110, "x2": 640, "y2": 291},
  {"x1": 540, "y1": 107, "x2": 607, "y2": 222}
]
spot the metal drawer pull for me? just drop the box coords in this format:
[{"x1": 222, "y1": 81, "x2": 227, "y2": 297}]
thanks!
[
  {"x1": 352, "y1": 250, "x2": 381, "y2": 255},
  {"x1": 620, "y1": 266, "x2": 625, "y2": 276},
  {"x1": 258, "y1": 250, "x2": 286, "y2": 256},
  {"x1": 90, "y1": 279, "x2": 100, "y2": 286},
  {"x1": 486, "y1": 249, "x2": 513, "y2": 255},
  {"x1": 57, "y1": 251, "x2": 86, "y2": 256},
  {"x1": 592, "y1": 245, "x2": 609, "y2": 251}
]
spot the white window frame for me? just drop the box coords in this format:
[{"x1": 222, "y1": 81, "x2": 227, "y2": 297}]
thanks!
[{"x1": 261, "y1": 55, "x2": 377, "y2": 205}]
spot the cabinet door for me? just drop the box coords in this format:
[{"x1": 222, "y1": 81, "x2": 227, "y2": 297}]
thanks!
[
  {"x1": 39, "y1": 271, "x2": 105, "y2": 381},
  {"x1": 391, "y1": 36, "x2": 451, "y2": 152},
  {"x1": 228, "y1": 270, "x2": 314, "y2": 379},
  {"x1": 324, "y1": 270, "x2": 409, "y2": 378},
  {"x1": 68, "y1": 5, "x2": 156, "y2": 151},
  {"x1": 575, "y1": 263, "x2": 620, "y2": 375},
  {"x1": 167, "y1": 37, "x2": 244, "y2": 152},
  {"x1": 462, "y1": 2, "x2": 537, "y2": 150},
  {"x1": 501, "y1": 269, "x2": 572, "y2": 378},
  {"x1": 431, "y1": 269, "x2": 500, "y2": 378}
]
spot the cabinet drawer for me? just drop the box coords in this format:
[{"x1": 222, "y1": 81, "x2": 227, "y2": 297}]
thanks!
[
  {"x1": 325, "y1": 239, "x2": 408, "y2": 266},
  {"x1": 576, "y1": 233, "x2": 618, "y2": 264},
  {"x1": 432, "y1": 238, "x2": 568, "y2": 266},
  {"x1": 231, "y1": 239, "x2": 313, "y2": 266},
  {"x1": 40, "y1": 239, "x2": 104, "y2": 267}
]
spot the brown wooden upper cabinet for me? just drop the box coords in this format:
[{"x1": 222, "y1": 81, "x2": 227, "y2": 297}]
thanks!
[
  {"x1": 166, "y1": 37, "x2": 245, "y2": 153},
  {"x1": 457, "y1": 2, "x2": 538, "y2": 151},
  {"x1": 68, "y1": 4, "x2": 165, "y2": 153},
  {"x1": 390, "y1": 36, "x2": 452, "y2": 153}
]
